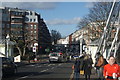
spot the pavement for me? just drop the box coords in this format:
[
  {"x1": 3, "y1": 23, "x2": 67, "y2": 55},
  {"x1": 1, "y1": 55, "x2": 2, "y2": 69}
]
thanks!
[
  {"x1": 70, "y1": 68, "x2": 100, "y2": 80},
  {"x1": 15, "y1": 55, "x2": 49, "y2": 67},
  {"x1": 80, "y1": 68, "x2": 99, "y2": 79}
]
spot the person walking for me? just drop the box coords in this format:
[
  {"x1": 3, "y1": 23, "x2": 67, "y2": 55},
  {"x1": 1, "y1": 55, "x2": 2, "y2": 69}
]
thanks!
[
  {"x1": 72, "y1": 58, "x2": 81, "y2": 80},
  {"x1": 103, "y1": 56, "x2": 120, "y2": 80},
  {"x1": 95, "y1": 52, "x2": 108, "y2": 80},
  {"x1": 83, "y1": 55, "x2": 93, "y2": 80}
]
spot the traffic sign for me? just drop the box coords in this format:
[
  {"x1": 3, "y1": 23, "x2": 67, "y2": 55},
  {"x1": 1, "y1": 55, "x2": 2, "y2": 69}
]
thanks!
[{"x1": 33, "y1": 46, "x2": 36, "y2": 52}]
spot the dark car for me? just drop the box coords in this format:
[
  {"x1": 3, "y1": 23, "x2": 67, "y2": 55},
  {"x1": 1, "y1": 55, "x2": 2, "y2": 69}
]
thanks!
[{"x1": 1, "y1": 57, "x2": 17, "y2": 76}]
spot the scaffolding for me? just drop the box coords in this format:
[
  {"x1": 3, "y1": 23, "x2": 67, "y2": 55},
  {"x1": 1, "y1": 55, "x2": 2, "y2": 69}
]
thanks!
[{"x1": 96, "y1": 0, "x2": 120, "y2": 63}]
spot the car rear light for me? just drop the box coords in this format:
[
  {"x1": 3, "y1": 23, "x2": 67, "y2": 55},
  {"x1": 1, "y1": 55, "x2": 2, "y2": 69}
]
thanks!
[{"x1": 59, "y1": 53, "x2": 63, "y2": 55}]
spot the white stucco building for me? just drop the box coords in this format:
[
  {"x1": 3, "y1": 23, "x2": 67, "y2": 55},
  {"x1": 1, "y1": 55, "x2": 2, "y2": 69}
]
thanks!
[{"x1": 0, "y1": 40, "x2": 15, "y2": 58}]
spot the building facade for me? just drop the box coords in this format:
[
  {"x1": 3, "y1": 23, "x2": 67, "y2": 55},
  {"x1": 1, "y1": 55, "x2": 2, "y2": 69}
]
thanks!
[{"x1": 0, "y1": 7, "x2": 51, "y2": 56}]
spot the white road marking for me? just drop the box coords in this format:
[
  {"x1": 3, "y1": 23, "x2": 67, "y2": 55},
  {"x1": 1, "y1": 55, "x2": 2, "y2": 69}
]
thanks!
[
  {"x1": 48, "y1": 64, "x2": 51, "y2": 66},
  {"x1": 51, "y1": 67, "x2": 55, "y2": 69},
  {"x1": 50, "y1": 64, "x2": 55, "y2": 65},
  {"x1": 28, "y1": 65, "x2": 35, "y2": 67},
  {"x1": 36, "y1": 65, "x2": 42, "y2": 68},
  {"x1": 40, "y1": 69, "x2": 49, "y2": 72},
  {"x1": 58, "y1": 64, "x2": 62, "y2": 66},
  {"x1": 15, "y1": 76, "x2": 29, "y2": 80}
]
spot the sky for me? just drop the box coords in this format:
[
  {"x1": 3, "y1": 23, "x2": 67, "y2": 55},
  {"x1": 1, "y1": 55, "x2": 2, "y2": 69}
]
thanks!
[{"x1": 1, "y1": 2, "x2": 94, "y2": 37}]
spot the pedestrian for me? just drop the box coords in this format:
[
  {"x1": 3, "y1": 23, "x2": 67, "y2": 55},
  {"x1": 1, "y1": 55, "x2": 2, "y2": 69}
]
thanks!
[
  {"x1": 103, "y1": 56, "x2": 120, "y2": 80},
  {"x1": 72, "y1": 58, "x2": 80, "y2": 80},
  {"x1": 83, "y1": 55, "x2": 93, "y2": 80},
  {"x1": 79, "y1": 54, "x2": 85, "y2": 71},
  {"x1": 95, "y1": 52, "x2": 107, "y2": 80}
]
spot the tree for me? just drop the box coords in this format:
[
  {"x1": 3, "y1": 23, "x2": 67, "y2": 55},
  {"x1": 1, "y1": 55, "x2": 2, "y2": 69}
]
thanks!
[
  {"x1": 11, "y1": 36, "x2": 24, "y2": 56},
  {"x1": 78, "y1": 2, "x2": 118, "y2": 41},
  {"x1": 11, "y1": 27, "x2": 34, "y2": 57},
  {"x1": 51, "y1": 30, "x2": 61, "y2": 44}
]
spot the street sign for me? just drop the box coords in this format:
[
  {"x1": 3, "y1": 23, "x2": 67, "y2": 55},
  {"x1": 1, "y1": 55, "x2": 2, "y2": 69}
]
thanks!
[
  {"x1": 33, "y1": 46, "x2": 36, "y2": 52},
  {"x1": 14, "y1": 55, "x2": 21, "y2": 62}
]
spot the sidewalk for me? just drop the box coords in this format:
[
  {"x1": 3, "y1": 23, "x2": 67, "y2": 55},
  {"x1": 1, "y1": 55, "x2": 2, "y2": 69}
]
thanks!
[
  {"x1": 14, "y1": 54, "x2": 49, "y2": 67},
  {"x1": 80, "y1": 68, "x2": 98, "y2": 79},
  {"x1": 70, "y1": 68, "x2": 100, "y2": 80},
  {"x1": 15, "y1": 58, "x2": 48, "y2": 67}
]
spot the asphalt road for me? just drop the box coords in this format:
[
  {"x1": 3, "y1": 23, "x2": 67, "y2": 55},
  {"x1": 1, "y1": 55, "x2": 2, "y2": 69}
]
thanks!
[{"x1": 2, "y1": 61, "x2": 73, "y2": 80}]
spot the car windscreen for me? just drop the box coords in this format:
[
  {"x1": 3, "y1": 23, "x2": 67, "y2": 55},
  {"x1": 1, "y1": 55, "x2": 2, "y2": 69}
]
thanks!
[
  {"x1": 2, "y1": 57, "x2": 12, "y2": 64},
  {"x1": 50, "y1": 53, "x2": 58, "y2": 56}
]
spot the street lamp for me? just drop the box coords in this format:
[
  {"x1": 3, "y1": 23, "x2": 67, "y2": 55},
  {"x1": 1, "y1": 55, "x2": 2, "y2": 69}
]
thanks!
[{"x1": 6, "y1": 34, "x2": 10, "y2": 58}]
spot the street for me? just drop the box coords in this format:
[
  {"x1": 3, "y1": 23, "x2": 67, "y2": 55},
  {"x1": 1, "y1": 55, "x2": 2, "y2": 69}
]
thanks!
[
  {"x1": 1, "y1": 58, "x2": 100, "y2": 80},
  {"x1": 2, "y1": 61, "x2": 73, "y2": 80}
]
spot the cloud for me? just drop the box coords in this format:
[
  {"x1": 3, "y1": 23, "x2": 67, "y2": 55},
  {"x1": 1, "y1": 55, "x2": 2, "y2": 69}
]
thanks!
[
  {"x1": 85, "y1": 2, "x2": 94, "y2": 8},
  {"x1": 45, "y1": 17, "x2": 81, "y2": 25},
  {"x1": 1, "y1": 2, "x2": 57, "y2": 10}
]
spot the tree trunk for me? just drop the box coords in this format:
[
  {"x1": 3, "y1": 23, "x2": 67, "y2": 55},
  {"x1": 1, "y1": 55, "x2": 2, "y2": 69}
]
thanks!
[
  {"x1": 23, "y1": 47, "x2": 26, "y2": 56},
  {"x1": 16, "y1": 46, "x2": 22, "y2": 56}
]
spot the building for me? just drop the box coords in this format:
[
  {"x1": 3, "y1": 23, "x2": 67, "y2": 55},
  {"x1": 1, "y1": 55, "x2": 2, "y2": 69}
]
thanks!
[
  {"x1": 38, "y1": 19, "x2": 51, "y2": 54},
  {"x1": 57, "y1": 21, "x2": 117, "y2": 56},
  {"x1": 24, "y1": 10, "x2": 39, "y2": 49},
  {"x1": 0, "y1": 7, "x2": 10, "y2": 39},
  {"x1": 0, "y1": 7, "x2": 51, "y2": 56},
  {"x1": 9, "y1": 8, "x2": 25, "y2": 41}
]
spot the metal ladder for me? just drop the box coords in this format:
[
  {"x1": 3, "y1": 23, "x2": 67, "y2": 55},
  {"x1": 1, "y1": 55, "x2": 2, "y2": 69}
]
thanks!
[{"x1": 96, "y1": 0, "x2": 120, "y2": 60}]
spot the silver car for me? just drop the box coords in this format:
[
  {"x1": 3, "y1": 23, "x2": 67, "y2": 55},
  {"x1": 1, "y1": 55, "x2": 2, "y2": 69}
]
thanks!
[{"x1": 49, "y1": 52, "x2": 64, "y2": 63}]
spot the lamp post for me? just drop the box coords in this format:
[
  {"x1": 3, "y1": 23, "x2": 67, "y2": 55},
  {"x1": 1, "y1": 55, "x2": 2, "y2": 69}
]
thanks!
[{"x1": 6, "y1": 34, "x2": 10, "y2": 58}]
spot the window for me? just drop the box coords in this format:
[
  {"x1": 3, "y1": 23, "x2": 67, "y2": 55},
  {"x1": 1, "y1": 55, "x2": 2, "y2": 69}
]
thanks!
[
  {"x1": 25, "y1": 25, "x2": 28, "y2": 29},
  {"x1": 25, "y1": 17, "x2": 29, "y2": 21},
  {"x1": 34, "y1": 19, "x2": 36, "y2": 22},
  {"x1": 31, "y1": 37, "x2": 33, "y2": 40},
  {"x1": 30, "y1": 19, "x2": 32, "y2": 22},
  {"x1": 34, "y1": 37, "x2": 37, "y2": 39},
  {"x1": 31, "y1": 25, "x2": 33, "y2": 29},
  {"x1": 31, "y1": 31, "x2": 33, "y2": 33},
  {"x1": 30, "y1": 12, "x2": 32, "y2": 15},
  {"x1": 7, "y1": 24, "x2": 9, "y2": 28},
  {"x1": 34, "y1": 25, "x2": 36, "y2": 29},
  {"x1": 25, "y1": 12, "x2": 29, "y2": 15},
  {"x1": 34, "y1": 31, "x2": 36, "y2": 33}
]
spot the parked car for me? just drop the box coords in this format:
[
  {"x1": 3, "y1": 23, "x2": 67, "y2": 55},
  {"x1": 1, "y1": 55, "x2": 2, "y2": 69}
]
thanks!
[
  {"x1": 49, "y1": 52, "x2": 64, "y2": 63},
  {"x1": 1, "y1": 57, "x2": 17, "y2": 76}
]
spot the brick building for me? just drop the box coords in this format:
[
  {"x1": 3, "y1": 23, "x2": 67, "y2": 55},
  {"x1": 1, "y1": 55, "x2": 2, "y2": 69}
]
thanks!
[{"x1": 0, "y1": 7, "x2": 51, "y2": 55}]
